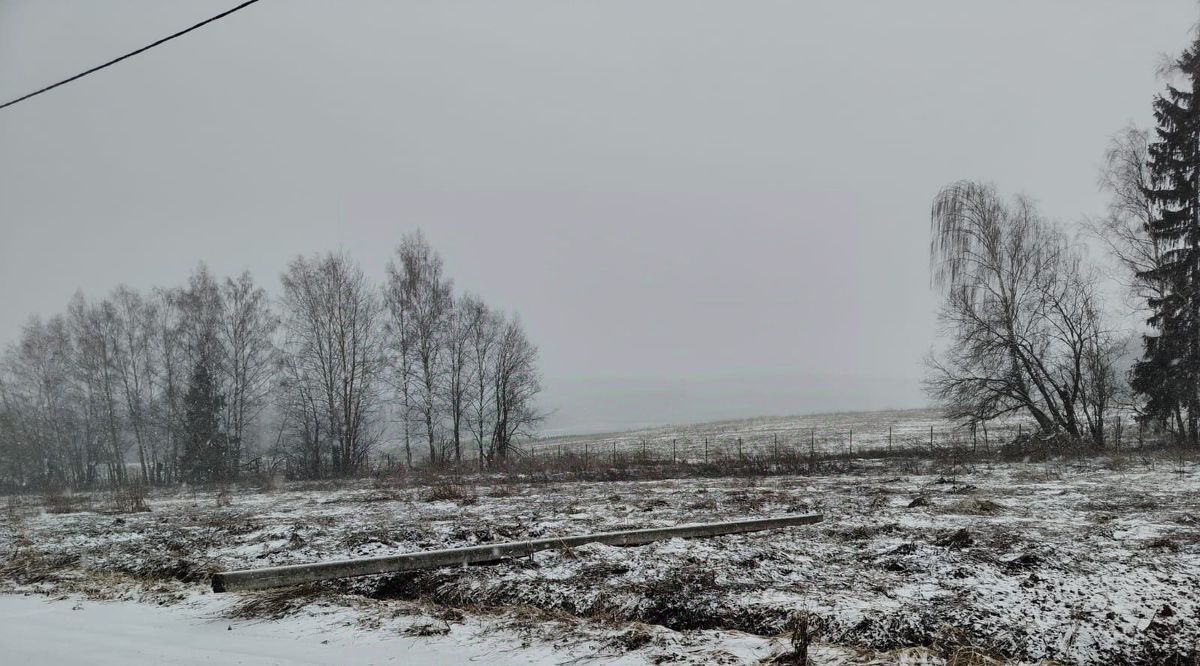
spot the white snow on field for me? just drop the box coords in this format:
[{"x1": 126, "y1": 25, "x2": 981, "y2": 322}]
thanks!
[
  {"x1": 4, "y1": 449, "x2": 1200, "y2": 664},
  {"x1": 531, "y1": 407, "x2": 1037, "y2": 459},
  {"x1": 0, "y1": 593, "x2": 562, "y2": 665}
]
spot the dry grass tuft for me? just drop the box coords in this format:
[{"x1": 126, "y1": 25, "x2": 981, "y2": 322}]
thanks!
[
  {"x1": 423, "y1": 482, "x2": 477, "y2": 505},
  {"x1": 228, "y1": 584, "x2": 326, "y2": 620},
  {"x1": 403, "y1": 620, "x2": 451, "y2": 636},
  {"x1": 111, "y1": 483, "x2": 151, "y2": 513},
  {"x1": 949, "y1": 498, "x2": 1005, "y2": 515},
  {"x1": 43, "y1": 486, "x2": 88, "y2": 514},
  {"x1": 945, "y1": 647, "x2": 1007, "y2": 666},
  {"x1": 936, "y1": 528, "x2": 974, "y2": 549},
  {"x1": 1142, "y1": 534, "x2": 1180, "y2": 552},
  {"x1": 832, "y1": 523, "x2": 899, "y2": 542},
  {"x1": 0, "y1": 550, "x2": 79, "y2": 585}
]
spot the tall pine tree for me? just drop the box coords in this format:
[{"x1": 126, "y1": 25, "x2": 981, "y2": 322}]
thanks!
[{"x1": 1134, "y1": 33, "x2": 1200, "y2": 443}]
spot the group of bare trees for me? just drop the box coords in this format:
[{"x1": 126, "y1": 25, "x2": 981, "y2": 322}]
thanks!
[
  {"x1": 0, "y1": 267, "x2": 277, "y2": 490},
  {"x1": 0, "y1": 234, "x2": 541, "y2": 491},
  {"x1": 381, "y1": 232, "x2": 542, "y2": 470}
]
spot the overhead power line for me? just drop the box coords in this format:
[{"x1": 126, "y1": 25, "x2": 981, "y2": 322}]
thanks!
[{"x1": 0, "y1": 0, "x2": 265, "y2": 112}]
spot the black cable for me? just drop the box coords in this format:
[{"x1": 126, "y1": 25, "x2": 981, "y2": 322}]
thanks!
[{"x1": 0, "y1": 0, "x2": 265, "y2": 111}]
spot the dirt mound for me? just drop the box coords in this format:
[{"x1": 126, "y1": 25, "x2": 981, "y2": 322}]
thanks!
[{"x1": 950, "y1": 498, "x2": 1005, "y2": 515}]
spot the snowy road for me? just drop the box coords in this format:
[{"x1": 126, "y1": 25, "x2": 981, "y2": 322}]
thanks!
[{"x1": 0, "y1": 594, "x2": 552, "y2": 665}]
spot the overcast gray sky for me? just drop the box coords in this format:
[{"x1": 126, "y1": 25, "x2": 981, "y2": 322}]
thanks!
[{"x1": 0, "y1": 1, "x2": 1195, "y2": 434}]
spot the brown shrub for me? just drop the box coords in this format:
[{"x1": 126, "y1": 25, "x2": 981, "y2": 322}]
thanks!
[
  {"x1": 111, "y1": 483, "x2": 151, "y2": 513},
  {"x1": 43, "y1": 486, "x2": 83, "y2": 514},
  {"x1": 423, "y1": 482, "x2": 477, "y2": 505}
]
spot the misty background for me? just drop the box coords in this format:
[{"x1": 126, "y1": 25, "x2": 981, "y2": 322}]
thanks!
[{"x1": 0, "y1": 1, "x2": 1195, "y2": 435}]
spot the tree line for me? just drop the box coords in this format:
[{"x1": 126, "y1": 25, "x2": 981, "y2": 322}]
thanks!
[
  {"x1": 0, "y1": 232, "x2": 541, "y2": 490},
  {"x1": 927, "y1": 31, "x2": 1200, "y2": 447}
]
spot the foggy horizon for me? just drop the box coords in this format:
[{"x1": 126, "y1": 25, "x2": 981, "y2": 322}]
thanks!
[{"x1": 3, "y1": 1, "x2": 1196, "y2": 435}]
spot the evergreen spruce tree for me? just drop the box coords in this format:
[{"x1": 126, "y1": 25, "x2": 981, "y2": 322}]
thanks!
[
  {"x1": 1134, "y1": 33, "x2": 1200, "y2": 443},
  {"x1": 181, "y1": 359, "x2": 232, "y2": 483}
]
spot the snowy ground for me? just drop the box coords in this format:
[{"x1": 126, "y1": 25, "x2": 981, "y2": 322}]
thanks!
[
  {"x1": 532, "y1": 408, "x2": 1036, "y2": 460},
  {"x1": 0, "y1": 593, "x2": 561, "y2": 665},
  {"x1": 3, "y1": 448, "x2": 1200, "y2": 664}
]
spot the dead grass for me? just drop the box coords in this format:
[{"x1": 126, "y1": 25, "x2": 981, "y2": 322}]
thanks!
[
  {"x1": 42, "y1": 486, "x2": 89, "y2": 514},
  {"x1": 832, "y1": 523, "x2": 899, "y2": 542},
  {"x1": 686, "y1": 496, "x2": 718, "y2": 511},
  {"x1": 944, "y1": 647, "x2": 1008, "y2": 666},
  {"x1": 948, "y1": 498, "x2": 1005, "y2": 515},
  {"x1": 1142, "y1": 534, "x2": 1181, "y2": 552},
  {"x1": 228, "y1": 584, "x2": 327, "y2": 620},
  {"x1": 403, "y1": 620, "x2": 451, "y2": 636},
  {"x1": 9, "y1": 456, "x2": 1200, "y2": 664},
  {"x1": 608, "y1": 624, "x2": 655, "y2": 651},
  {"x1": 1080, "y1": 493, "x2": 1160, "y2": 513},
  {"x1": 0, "y1": 550, "x2": 81, "y2": 585},
  {"x1": 422, "y1": 482, "x2": 477, "y2": 505},
  {"x1": 110, "y1": 483, "x2": 151, "y2": 513},
  {"x1": 935, "y1": 528, "x2": 974, "y2": 549}
]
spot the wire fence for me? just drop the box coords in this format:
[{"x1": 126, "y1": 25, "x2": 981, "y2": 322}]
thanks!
[{"x1": 371, "y1": 413, "x2": 1154, "y2": 479}]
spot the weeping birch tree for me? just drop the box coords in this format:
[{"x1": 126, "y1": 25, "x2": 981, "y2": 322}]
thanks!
[
  {"x1": 490, "y1": 314, "x2": 543, "y2": 461},
  {"x1": 926, "y1": 180, "x2": 1121, "y2": 446}
]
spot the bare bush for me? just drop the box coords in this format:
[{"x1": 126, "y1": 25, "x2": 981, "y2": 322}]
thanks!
[
  {"x1": 42, "y1": 485, "x2": 84, "y2": 514},
  {"x1": 423, "y1": 481, "x2": 477, "y2": 505},
  {"x1": 111, "y1": 482, "x2": 151, "y2": 513}
]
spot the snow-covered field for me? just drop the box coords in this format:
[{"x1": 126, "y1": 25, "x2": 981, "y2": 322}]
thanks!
[
  {"x1": 0, "y1": 592, "x2": 563, "y2": 665},
  {"x1": 3, "y1": 439, "x2": 1200, "y2": 664},
  {"x1": 532, "y1": 408, "x2": 1036, "y2": 460}
]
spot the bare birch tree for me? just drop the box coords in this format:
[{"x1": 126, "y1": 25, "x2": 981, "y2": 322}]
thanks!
[
  {"x1": 386, "y1": 232, "x2": 452, "y2": 465},
  {"x1": 926, "y1": 180, "x2": 1120, "y2": 446},
  {"x1": 462, "y1": 294, "x2": 498, "y2": 466},
  {"x1": 490, "y1": 315, "x2": 543, "y2": 462},
  {"x1": 383, "y1": 255, "x2": 416, "y2": 469},
  {"x1": 1090, "y1": 126, "x2": 1168, "y2": 309},
  {"x1": 111, "y1": 286, "x2": 158, "y2": 484},
  {"x1": 443, "y1": 297, "x2": 471, "y2": 465},
  {"x1": 218, "y1": 272, "x2": 278, "y2": 475},
  {"x1": 280, "y1": 252, "x2": 385, "y2": 477},
  {"x1": 150, "y1": 287, "x2": 185, "y2": 483}
]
